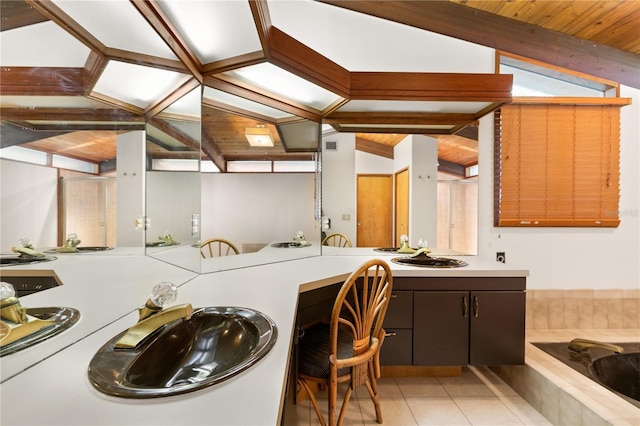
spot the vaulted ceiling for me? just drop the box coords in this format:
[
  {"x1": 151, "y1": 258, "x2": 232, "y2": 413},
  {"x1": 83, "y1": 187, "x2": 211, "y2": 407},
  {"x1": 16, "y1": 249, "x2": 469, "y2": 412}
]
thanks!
[{"x1": 1, "y1": 1, "x2": 638, "y2": 175}]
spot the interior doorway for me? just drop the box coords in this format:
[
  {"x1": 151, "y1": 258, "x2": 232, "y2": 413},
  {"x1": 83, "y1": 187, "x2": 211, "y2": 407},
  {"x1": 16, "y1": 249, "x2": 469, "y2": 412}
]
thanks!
[
  {"x1": 394, "y1": 168, "x2": 409, "y2": 246},
  {"x1": 60, "y1": 176, "x2": 116, "y2": 247},
  {"x1": 356, "y1": 174, "x2": 392, "y2": 247}
]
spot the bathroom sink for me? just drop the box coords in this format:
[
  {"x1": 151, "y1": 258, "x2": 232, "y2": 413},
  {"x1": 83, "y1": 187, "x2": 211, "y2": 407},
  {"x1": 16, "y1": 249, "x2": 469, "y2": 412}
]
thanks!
[
  {"x1": 589, "y1": 352, "x2": 640, "y2": 405},
  {"x1": 46, "y1": 246, "x2": 114, "y2": 253},
  {"x1": 391, "y1": 254, "x2": 468, "y2": 268},
  {"x1": 88, "y1": 306, "x2": 277, "y2": 398},
  {"x1": 145, "y1": 241, "x2": 178, "y2": 247},
  {"x1": 0, "y1": 306, "x2": 81, "y2": 357},
  {"x1": 374, "y1": 247, "x2": 403, "y2": 253},
  {"x1": 271, "y1": 241, "x2": 311, "y2": 248},
  {"x1": 0, "y1": 255, "x2": 56, "y2": 267}
]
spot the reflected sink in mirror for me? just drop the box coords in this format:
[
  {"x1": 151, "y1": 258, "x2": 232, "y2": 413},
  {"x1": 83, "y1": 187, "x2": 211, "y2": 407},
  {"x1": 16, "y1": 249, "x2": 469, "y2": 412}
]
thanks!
[
  {"x1": 46, "y1": 246, "x2": 114, "y2": 254},
  {"x1": 0, "y1": 255, "x2": 57, "y2": 267},
  {"x1": 88, "y1": 306, "x2": 277, "y2": 398},
  {"x1": 391, "y1": 254, "x2": 468, "y2": 268},
  {"x1": 0, "y1": 306, "x2": 81, "y2": 357},
  {"x1": 271, "y1": 241, "x2": 312, "y2": 248}
]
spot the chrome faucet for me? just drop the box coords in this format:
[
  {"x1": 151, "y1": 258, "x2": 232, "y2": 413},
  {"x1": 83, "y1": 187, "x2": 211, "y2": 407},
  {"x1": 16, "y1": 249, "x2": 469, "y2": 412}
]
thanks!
[{"x1": 568, "y1": 338, "x2": 624, "y2": 354}]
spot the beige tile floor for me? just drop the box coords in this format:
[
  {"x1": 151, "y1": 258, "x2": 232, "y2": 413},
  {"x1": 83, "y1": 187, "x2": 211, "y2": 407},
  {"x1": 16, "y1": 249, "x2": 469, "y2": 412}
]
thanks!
[{"x1": 293, "y1": 366, "x2": 551, "y2": 425}]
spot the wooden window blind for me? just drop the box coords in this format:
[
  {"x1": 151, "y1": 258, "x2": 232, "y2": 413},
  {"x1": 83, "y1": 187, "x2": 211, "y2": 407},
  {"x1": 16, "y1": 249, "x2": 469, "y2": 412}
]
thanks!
[{"x1": 495, "y1": 103, "x2": 621, "y2": 227}]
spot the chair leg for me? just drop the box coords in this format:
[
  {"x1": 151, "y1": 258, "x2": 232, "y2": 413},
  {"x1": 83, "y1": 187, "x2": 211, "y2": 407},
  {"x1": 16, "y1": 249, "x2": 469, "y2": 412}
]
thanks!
[
  {"x1": 336, "y1": 386, "x2": 353, "y2": 426},
  {"x1": 366, "y1": 362, "x2": 383, "y2": 424},
  {"x1": 298, "y1": 379, "x2": 326, "y2": 426}
]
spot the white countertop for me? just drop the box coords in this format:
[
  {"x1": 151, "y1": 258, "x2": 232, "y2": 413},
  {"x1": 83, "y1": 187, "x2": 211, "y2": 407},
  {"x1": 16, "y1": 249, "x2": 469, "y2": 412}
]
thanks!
[{"x1": 0, "y1": 252, "x2": 527, "y2": 425}]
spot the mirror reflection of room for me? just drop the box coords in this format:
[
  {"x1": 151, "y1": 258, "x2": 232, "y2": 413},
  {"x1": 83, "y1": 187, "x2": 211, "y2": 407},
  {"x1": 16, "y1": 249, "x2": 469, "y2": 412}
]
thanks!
[{"x1": 321, "y1": 131, "x2": 478, "y2": 255}]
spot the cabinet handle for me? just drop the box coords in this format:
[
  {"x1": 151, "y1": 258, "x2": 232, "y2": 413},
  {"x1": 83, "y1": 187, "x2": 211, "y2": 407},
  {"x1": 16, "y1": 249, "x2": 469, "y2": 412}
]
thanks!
[
  {"x1": 462, "y1": 296, "x2": 468, "y2": 317},
  {"x1": 391, "y1": 294, "x2": 397, "y2": 299},
  {"x1": 385, "y1": 331, "x2": 397, "y2": 337},
  {"x1": 473, "y1": 296, "x2": 479, "y2": 317}
]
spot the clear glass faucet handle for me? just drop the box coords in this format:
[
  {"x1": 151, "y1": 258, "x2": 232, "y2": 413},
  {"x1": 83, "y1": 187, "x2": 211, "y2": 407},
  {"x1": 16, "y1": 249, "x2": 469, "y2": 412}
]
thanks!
[
  {"x1": 0, "y1": 282, "x2": 16, "y2": 300},
  {"x1": 18, "y1": 237, "x2": 32, "y2": 248},
  {"x1": 150, "y1": 282, "x2": 177, "y2": 307},
  {"x1": 400, "y1": 234, "x2": 408, "y2": 243}
]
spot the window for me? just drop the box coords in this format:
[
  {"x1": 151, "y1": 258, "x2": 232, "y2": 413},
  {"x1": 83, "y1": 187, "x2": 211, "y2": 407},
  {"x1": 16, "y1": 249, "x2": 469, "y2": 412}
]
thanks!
[
  {"x1": 494, "y1": 52, "x2": 630, "y2": 228},
  {"x1": 495, "y1": 101, "x2": 626, "y2": 227}
]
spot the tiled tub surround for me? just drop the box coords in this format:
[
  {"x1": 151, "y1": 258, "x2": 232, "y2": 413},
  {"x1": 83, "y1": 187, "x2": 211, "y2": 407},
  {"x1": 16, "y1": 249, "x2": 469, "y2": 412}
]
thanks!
[
  {"x1": 526, "y1": 289, "x2": 640, "y2": 330},
  {"x1": 492, "y1": 329, "x2": 640, "y2": 426}
]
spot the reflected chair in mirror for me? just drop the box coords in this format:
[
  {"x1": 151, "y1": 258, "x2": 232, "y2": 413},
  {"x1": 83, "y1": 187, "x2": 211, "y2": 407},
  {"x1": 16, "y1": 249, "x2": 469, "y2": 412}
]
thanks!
[
  {"x1": 200, "y1": 238, "x2": 240, "y2": 258},
  {"x1": 321, "y1": 233, "x2": 352, "y2": 248},
  {"x1": 297, "y1": 259, "x2": 393, "y2": 426}
]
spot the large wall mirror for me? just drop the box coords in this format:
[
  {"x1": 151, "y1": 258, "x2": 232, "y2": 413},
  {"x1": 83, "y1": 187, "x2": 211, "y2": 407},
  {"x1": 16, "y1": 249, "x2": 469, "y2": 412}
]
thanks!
[
  {"x1": 199, "y1": 86, "x2": 321, "y2": 273},
  {"x1": 145, "y1": 86, "x2": 202, "y2": 273},
  {"x1": 320, "y1": 129, "x2": 479, "y2": 256},
  {"x1": 0, "y1": 106, "x2": 147, "y2": 254}
]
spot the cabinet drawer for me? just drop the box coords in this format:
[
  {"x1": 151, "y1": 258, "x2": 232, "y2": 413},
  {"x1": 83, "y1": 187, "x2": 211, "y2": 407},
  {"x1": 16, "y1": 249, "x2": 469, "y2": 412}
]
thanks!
[
  {"x1": 380, "y1": 329, "x2": 412, "y2": 365},
  {"x1": 384, "y1": 291, "x2": 413, "y2": 329}
]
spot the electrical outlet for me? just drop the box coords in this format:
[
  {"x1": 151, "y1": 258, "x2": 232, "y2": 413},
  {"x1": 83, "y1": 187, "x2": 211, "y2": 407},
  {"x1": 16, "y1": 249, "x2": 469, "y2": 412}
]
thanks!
[{"x1": 496, "y1": 252, "x2": 506, "y2": 263}]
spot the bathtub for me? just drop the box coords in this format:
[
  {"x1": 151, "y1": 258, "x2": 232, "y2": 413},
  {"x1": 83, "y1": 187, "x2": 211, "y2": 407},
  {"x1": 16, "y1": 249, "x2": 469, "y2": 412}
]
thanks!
[{"x1": 533, "y1": 341, "x2": 640, "y2": 409}]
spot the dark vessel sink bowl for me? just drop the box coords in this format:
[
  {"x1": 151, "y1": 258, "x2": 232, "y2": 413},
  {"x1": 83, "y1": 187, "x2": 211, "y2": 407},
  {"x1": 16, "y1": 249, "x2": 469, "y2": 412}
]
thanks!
[
  {"x1": 391, "y1": 254, "x2": 467, "y2": 268},
  {"x1": 0, "y1": 255, "x2": 56, "y2": 267},
  {"x1": 1, "y1": 306, "x2": 80, "y2": 357},
  {"x1": 88, "y1": 306, "x2": 277, "y2": 398},
  {"x1": 271, "y1": 241, "x2": 311, "y2": 248},
  {"x1": 589, "y1": 353, "x2": 640, "y2": 404},
  {"x1": 374, "y1": 247, "x2": 402, "y2": 253}
]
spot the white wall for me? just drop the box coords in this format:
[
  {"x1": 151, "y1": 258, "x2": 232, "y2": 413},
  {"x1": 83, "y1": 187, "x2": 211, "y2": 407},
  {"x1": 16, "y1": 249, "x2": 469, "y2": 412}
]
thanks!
[
  {"x1": 395, "y1": 135, "x2": 439, "y2": 247},
  {"x1": 477, "y1": 85, "x2": 640, "y2": 290},
  {"x1": 116, "y1": 131, "x2": 145, "y2": 247},
  {"x1": 146, "y1": 171, "x2": 200, "y2": 245},
  {"x1": 322, "y1": 134, "x2": 359, "y2": 241},
  {"x1": 0, "y1": 159, "x2": 58, "y2": 250},
  {"x1": 201, "y1": 173, "x2": 318, "y2": 252}
]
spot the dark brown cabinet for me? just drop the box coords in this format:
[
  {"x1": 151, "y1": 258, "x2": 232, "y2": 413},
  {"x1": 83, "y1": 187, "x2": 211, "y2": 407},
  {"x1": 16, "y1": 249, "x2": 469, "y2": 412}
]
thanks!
[{"x1": 380, "y1": 277, "x2": 526, "y2": 366}]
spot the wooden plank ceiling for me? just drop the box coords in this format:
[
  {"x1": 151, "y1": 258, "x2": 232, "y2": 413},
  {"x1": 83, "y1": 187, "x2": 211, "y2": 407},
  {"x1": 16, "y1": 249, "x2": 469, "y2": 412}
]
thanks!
[{"x1": 1, "y1": 0, "x2": 638, "y2": 175}]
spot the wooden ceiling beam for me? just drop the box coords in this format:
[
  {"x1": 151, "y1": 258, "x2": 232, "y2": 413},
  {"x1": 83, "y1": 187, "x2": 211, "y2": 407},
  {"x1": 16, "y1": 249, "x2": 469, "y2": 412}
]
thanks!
[
  {"x1": 438, "y1": 159, "x2": 466, "y2": 178},
  {"x1": 318, "y1": 0, "x2": 640, "y2": 89},
  {"x1": 130, "y1": 0, "x2": 203, "y2": 82},
  {"x1": 201, "y1": 132, "x2": 227, "y2": 172},
  {"x1": 145, "y1": 76, "x2": 200, "y2": 119},
  {"x1": 349, "y1": 72, "x2": 513, "y2": 102},
  {"x1": 324, "y1": 111, "x2": 478, "y2": 126},
  {"x1": 0, "y1": 107, "x2": 144, "y2": 122},
  {"x1": 202, "y1": 51, "x2": 267, "y2": 75},
  {"x1": 0, "y1": 0, "x2": 49, "y2": 31},
  {"x1": 204, "y1": 76, "x2": 322, "y2": 121},
  {"x1": 27, "y1": 0, "x2": 106, "y2": 52},
  {"x1": 0, "y1": 67, "x2": 85, "y2": 96},
  {"x1": 334, "y1": 124, "x2": 455, "y2": 135},
  {"x1": 104, "y1": 47, "x2": 189, "y2": 74},
  {"x1": 249, "y1": 0, "x2": 350, "y2": 98},
  {"x1": 355, "y1": 137, "x2": 394, "y2": 159},
  {"x1": 147, "y1": 116, "x2": 200, "y2": 153}
]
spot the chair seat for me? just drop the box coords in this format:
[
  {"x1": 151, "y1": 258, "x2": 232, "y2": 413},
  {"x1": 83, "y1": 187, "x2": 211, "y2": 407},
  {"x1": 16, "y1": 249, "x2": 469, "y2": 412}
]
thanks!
[{"x1": 298, "y1": 324, "x2": 353, "y2": 379}]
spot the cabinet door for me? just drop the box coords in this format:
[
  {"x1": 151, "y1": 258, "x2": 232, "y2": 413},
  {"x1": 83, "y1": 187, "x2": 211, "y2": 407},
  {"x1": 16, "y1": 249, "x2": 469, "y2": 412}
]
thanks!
[
  {"x1": 379, "y1": 329, "x2": 413, "y2": 365},
  {"x1": 469, "y1": 291, "x2": 525, "y2": 365},
  {"x1": 383, "y1": 291, "x2": 413, "y2": 328},
  {"x1": 413, "y1": 291, "x2": 469, "y2": 366}
]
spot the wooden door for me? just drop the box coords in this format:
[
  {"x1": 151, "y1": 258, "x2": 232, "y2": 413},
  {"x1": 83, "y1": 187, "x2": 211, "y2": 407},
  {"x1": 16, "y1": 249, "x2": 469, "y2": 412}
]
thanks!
[
  {"x1": 395, "y1": 168, "x2": 409, "y2": 246},
  {"x1": 356, "y1": 174, "x2": 392, "y2": 247}
]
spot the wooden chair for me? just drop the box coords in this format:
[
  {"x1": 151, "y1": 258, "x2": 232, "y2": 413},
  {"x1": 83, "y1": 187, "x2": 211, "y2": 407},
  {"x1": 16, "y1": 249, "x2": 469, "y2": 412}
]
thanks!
[
  {"x1": 200, "y1": 238, "x2": 239, "y2": 258},
  {"x1": 297, "y1": 259, "x2": 393, "y2": 426},
  {"x1": 321, "y1": 233, "x2": 352, "y2": 248}
]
